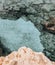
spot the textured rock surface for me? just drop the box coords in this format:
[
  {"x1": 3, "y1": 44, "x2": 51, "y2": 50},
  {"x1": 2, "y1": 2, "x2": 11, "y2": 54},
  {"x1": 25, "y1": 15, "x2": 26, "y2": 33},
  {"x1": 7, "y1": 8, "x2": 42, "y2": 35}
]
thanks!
[
  {"x1": 0, "y1": 0, "x2": 55, "y2": 61},
  {"x1": 0, "y1": 47, "x2": 55, "y2": 65}
]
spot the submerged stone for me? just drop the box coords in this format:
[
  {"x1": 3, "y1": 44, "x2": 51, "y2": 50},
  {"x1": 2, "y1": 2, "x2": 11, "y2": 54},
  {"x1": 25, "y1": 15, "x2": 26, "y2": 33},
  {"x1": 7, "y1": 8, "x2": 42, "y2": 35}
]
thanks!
[{"x1": 0, "y1": 18, "x2": 44, "y2": 54}]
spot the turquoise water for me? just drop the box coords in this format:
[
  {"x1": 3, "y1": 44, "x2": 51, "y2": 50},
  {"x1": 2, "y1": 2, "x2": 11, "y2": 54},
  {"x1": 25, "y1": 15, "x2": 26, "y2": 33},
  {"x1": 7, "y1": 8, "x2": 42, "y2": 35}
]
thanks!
[{"x1": 0, "y1": 18, "x2": 44, "y2": 52}]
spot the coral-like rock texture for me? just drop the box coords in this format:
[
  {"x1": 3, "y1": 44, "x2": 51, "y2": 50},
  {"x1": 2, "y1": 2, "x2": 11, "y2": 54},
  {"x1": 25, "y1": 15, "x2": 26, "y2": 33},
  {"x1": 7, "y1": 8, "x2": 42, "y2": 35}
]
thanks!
[
  {"x1": 41, "y1": 17, "x2": 55, "y2": 34},
  {"x1": 0, "y1": 47, "x2": 55, "y2": 65}
]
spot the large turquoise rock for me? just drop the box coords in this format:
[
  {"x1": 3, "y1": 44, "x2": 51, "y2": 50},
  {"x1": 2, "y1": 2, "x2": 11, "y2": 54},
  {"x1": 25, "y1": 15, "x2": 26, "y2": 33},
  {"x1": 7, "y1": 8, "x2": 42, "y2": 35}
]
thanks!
[{"x1": 0, "y1": 18, "x2": 44, "y2": 53}]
